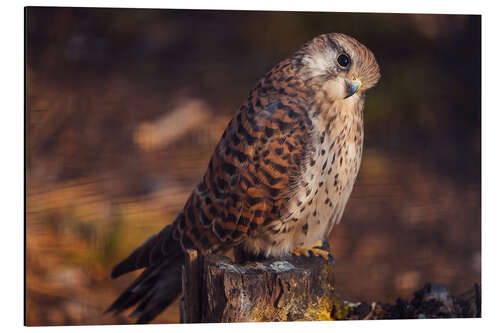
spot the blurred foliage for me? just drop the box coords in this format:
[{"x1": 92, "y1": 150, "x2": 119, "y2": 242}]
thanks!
[{"x1": 25, "y1": 7, "x2": 480, "y2": 326}]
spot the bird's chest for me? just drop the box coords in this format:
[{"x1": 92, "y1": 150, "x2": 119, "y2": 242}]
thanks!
[
  {"x1": 264, "y1": 104, "x2": 363, "y2": 255},
  {"x1": 242, "y1": 99, "x2": 364, "y2": 258},
  {"x1": 285, "y1": 113, "x2": 363, "y2": 238}
]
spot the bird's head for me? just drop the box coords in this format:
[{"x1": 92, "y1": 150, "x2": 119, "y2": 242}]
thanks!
[{"x1": 292, "y1": 33, "x2": 381, "y2": 100}]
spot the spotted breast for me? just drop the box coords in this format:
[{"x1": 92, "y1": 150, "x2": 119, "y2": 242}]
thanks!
[{"x1": 244, "y1": 92, "x2": 366, "y2": 257}]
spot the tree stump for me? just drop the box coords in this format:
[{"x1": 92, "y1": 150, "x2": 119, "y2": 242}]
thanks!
[{"x1": 180, "y1": 248, "x2": 346, "y2": 323}]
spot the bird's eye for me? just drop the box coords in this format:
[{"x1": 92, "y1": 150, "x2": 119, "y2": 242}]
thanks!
[{"x1": 337, "y1": 54, "x2": 350, "y2": 67}]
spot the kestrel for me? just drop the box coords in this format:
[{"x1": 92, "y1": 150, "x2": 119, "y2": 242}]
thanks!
[{"x1": 107, "y1": 32, "x2": 380, "y2": 323}]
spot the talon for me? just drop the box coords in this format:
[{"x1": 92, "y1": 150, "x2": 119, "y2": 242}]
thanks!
[
  {"x1": 292, "y1": 245, "x2": 335, "y2": 263},
  {"x1": 309, "y1": 248, "x2": 331, "y2": 260},
  {"x1": 292, "y1": 247, "x2": 311, "y2": 257}
]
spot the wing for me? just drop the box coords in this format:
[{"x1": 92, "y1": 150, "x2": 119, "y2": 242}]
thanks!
[
  {"x1": 107, "y1": 61, "x2": 315, "y2": 322},
  {"x1": 174, "y1": 60, "x2": 315, "y2": 254}
]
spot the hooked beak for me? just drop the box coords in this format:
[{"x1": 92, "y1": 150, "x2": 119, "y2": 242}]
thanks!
[{"x1": 344, "y1": 79, "x2": 361, "y2": 99}]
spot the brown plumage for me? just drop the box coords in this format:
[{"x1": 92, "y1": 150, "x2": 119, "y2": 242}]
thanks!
[{"x1": 107, "y1": 32, "x2": 380, "y2": 323}]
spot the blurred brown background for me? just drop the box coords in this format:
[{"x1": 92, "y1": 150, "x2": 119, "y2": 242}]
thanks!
[{"x1": 25, "y1": 7, "x2": 481, "y2": 326}]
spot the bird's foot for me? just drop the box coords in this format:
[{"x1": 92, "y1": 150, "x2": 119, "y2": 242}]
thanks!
[{"x1": 292, "y1": 240, "x2": 335, "y2": 263}]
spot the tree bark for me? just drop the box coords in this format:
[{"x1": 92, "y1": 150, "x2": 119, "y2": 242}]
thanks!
[{"x1": 180, "y1": 249, "x2": 345, "y2": 323}]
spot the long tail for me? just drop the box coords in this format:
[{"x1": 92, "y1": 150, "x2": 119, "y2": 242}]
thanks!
[{"x1": 106, "y1": 214, "x2": 185, "y2": 323}]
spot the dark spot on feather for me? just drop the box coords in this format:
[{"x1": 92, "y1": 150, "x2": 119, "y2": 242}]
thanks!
[
  {"x1": 234, "y1": 150, "x2": 248, "y2": 163},
  {"x1": 232, "y1": 135, "x2": 241, "y2": 145},
  {"x1": 221, "y1": 162, "x2": 236, "y2": 174},
  {"x1": 288, "y1": 109, "x2": 299, "y2": 118},
  {"x1": 217, "y1": 178, "x2": 228, "y2": 190}
]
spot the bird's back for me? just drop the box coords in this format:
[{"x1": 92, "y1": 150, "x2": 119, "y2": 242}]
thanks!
[{"x1": 172, "y1": 59, "x2": 317, "y2": 256}]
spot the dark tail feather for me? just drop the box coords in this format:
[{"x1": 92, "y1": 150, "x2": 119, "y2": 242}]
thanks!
[
  {"x1": 106, "y1": 216, "x2": 185, "y2": 323},
  {"x1": 111, "y1": 222, "x2": 179, "y2": 279},
  {"x1": 106, "y1": 254, "x2": 184, "y2": 323}
]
